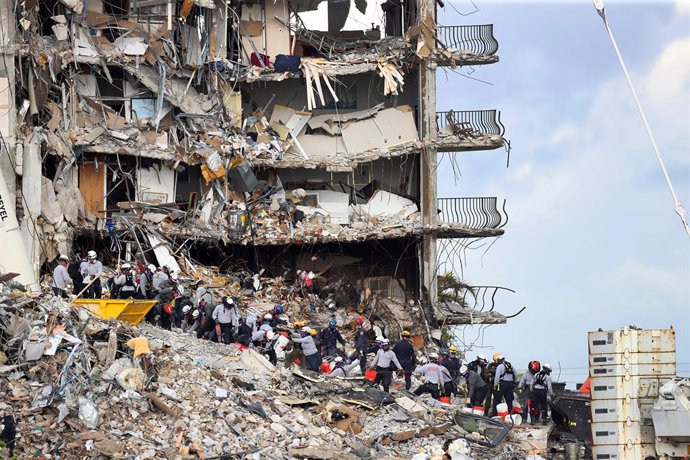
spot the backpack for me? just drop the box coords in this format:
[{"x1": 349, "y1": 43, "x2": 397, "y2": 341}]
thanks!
[
  {"x1": 504, "y1": 361, "x2": 514, "y2": 375},
  {"x1": 124, "y1": 273, "x2": 135, "y2": 288},
  {"x1": 534, "y1": 371, "x2": 548, "y2": 386}
]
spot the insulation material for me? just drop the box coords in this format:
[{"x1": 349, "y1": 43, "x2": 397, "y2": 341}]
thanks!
[
  {"x1": 341, "y1": 106, "x2": 418, "y2": 152},
  {"x1": 356, "y1": 190, "x2": 418, "y2": 219},
  {"x1": 114, "y1": 37, "x2": 148, "y2": 56},
  {"x1": 137, "y1": 166, "x2": 176, "y2": 204},
  {"x1": 148, "y1": 233, "x2": 181, "y2": 275},
  {"x1": 312, "y1": 190, "x2": 350, "y2": 224}
]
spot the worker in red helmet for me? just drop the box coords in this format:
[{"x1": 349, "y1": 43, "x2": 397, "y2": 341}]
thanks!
[{"x1": 349, "y1": 317, "x2": 369, "y2": 375}]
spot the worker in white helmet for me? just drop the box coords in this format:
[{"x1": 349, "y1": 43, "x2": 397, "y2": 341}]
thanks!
[
  {"x1": 137, "y1": 264, "x2": 157, "y2": 299},
  {"x1": 51, "y1": 255, "x2": 72, "y2": 298},
  {"x1": 112, "y1": 263, "x2": 138, "y2": 299},
  {"x1": 80, "y1": 250, "x2": 103, "y2": 298}
]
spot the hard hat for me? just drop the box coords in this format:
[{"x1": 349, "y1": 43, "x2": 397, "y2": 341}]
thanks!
[
  {"x1": 147, "y1": 264, "x2": 156, "y2": 272},
  {"x1": 449, "y1": 345, "x2": 458, "y2": 353},
  {"x1": 334, "y1": 356, "x2": 343, "y2": 363},
  {"x1": 460, "y1": 364, "x2": 468, "y2": 374},
  {"x1": 493, "y1": 352, "x2": 504, "y2": 362},
  {"x1": 402, "y1": 330, "x2": 411, "y2": 337},
  {"x1": 301, "y1": 326, "x2": 311, "y2": 333},
  {"x1": 192, "y1": 310, "x2": 199, "y2": 318},
  {"x1": 182, "y1": 305, "x2": 191, "y2": 314},
  {"x1": 310, "y1": 329, "x2": 318, "y2": 336},
  {"x1": 225, "y1": 297, "x2": 234, "y2": 306},
  {"x1": 121, "y1": 263, "x2": 132, "y2": 270},
  {"x1": 355, "y1": 317, "x2": 364, "y2": 324},
  {"x1": 266, "y1": 331, "x2": 276, "y2": 341},
  {"x1": 543, "y1": 363, "x2": 552, "y2": 371},
  {"x1": 294, "y1": 320, "x2": 307, "y2": 328},
  {"x1": 59, "y1": 254, "x2": 69, "y2": 262},
  {"x1": 429, "y1": 352, "x2": 439, "y2": 360},
  {"x1": 307, "y1": 271, "x2": 315, "y2": 279},
  {"x1": 329, "y1": 319, "x2": 337, "y2": 327},
  {"x1": 87, "y1": 250, "x2": 97, "y2": 259},
  {"x1": 477, "y1": 354, "x2": 487, "y2": 362},
  {"x1": 381, "y1": 338, "x2": 390, "y2": 344},
  {"x1": 264, "y1": 313, "x2": 273, "y2": 320},
  {"x1": 275, "y1": 305, "x2": 284, "y2": 314},
  {"x1": 375, "y1": 336, "x2": 384, "y2": 343},
  {"x1": 440, "y1": 348, "x2": 450, "y2": 355},
  {"x1": 420, "y1": 356, "x2": 429, "y2": 364}
]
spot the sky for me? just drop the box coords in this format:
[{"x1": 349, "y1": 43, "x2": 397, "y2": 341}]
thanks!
[{"x1": 435, "y1": 0, "x2": 690, "y2": 386}]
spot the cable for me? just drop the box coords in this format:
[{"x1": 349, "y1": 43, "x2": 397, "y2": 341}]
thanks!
[{"x1": 594, "y1": 2, "x2": 689, "y2": 239}]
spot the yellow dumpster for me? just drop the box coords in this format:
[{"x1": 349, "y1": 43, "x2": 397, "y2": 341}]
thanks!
[{"x1": 72, "y1": 299, "x2": 158, "y2": 325}]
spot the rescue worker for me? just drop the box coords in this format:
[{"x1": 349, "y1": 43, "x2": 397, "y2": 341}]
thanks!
[
  {"x1": 448, "y1": 346, "x2": 462, "y2": 382},
  {"x1": 292, "y1": 326, "x2": 322, "y2": 373},
  {"x1": 413, "y1": 353, "x2": 444, "y2": 400},
  {"x1": 439, "y1": 349, "x2": 456, "y2": 397},
  {"x1": 152, "y1": 266, "x2": 170, "y2": 291},
  {"x1": 493, "y1": 354, "x2": 518, "y2": 416},
  {"x1": 350, "y1": 317, "x2": 369, "y2": 375},
  {"x1": 467, "y1": 354, "x2": 488, "y2": 374},
  {"x1": 518, "y1": 360, "x2": 541, "y2": 419},
  {"x1": 173, "y1": 289, "x2": 193, "y2": 328},
  {"x1": 80, "y1": 250, "x2": 103, "y2": 298},
  {"x1": 113, "y1": 263, "x2": 138, "y2": 299},
  {"x1": 211, "y1": 297, "x2": 240, "y2": 343},
  {"x1": 393, "y1": 331, "x2": 416, "y2": 390},
  {"x1": 193, "y1": 279, "x2": 215, "y2": 306},
  {"x1": 51, "y1": 255, "x2": 72, "y2": 298},
  {"x1": 484, "y1": 354, "x2": 500, "y2": 415},
  {"x1": 327, "y1": 357, "x2": 360, "y2": 378},
  {"x1": 530, "y1": 363, "x2": 554, "y2": 424},
  {"x1": 259, "y1": 314, "x2": 274, "y2": 333},
  {"x1": 155, "y1": 277, "x2": 177, "y2": 329},
  {"x1": 462, "y1": 364, "x2": 488, "y2": 409},
  {"x1": 440, "y1": 348, "x2": 461, "y2": 392},
  {"x1": 181, "y1": 305, "x2": 194, "y2": 331},
  {"x1": 317, "y1": 319, "x2": 346, "y2": 358},
  {"x1": 269, "y1": 304, "x2": 285, "y2": 327},
  {"x1": 370, "y1": 338, "x2": 402, "y2": 393},
  {"x1": 137, "y1": 264, "x2": 156, "y2": 299},
  {"x1": 235, "y1": 317, "x2": 255, "y2": 347}
]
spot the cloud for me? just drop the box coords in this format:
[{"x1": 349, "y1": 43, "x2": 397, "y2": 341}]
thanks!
[{"x1": 676, "y1": 0, "x2": 690, "y2": 16}]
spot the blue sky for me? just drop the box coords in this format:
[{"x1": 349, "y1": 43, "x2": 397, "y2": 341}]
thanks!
[{"x1": 436, "y1": 0, "x2": 690, "y2": 385}]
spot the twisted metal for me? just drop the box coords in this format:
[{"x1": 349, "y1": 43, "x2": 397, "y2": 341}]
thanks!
[
  {"x1": 436, "y1": 24, "x2": 499, "y2": 55},
  {"x1": 436, "y1": 110, "x2": 505, "y2": 136},
  {"x1": 437, "y1": 197, "x2": 508, "y2": 229}
]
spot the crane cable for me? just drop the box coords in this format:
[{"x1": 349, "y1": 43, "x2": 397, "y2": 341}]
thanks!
[{"x1": 593, "y1": 0, "x2": 690, "y2": 239}]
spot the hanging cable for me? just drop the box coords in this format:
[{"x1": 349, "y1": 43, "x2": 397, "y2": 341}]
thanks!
[{"x1": 593, "y1": 1, "x2": 689, "y2": 239}]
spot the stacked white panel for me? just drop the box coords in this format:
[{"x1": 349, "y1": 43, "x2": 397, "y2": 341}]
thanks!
[{"x1": 588, "y1": 328, "x2": 677, "y2": 460}]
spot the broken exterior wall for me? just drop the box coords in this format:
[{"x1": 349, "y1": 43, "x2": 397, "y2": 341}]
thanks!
[{"x1": 5, "y1": 0, "x2": 507, "y2": 344}]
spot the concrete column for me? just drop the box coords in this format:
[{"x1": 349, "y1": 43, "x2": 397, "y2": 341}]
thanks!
[{"x1": 418, "y1": 0, "x2": 438, "y2": 305}]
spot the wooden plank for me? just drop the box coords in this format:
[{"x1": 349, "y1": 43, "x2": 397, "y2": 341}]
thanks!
[{"x1": 79, "y1": 162, "x2": 105, "y2": 216}]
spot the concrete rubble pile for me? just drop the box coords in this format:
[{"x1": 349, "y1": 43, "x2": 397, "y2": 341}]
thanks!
[{"x1": 0, "y1": 278, "x2": 542, "y2": 459}]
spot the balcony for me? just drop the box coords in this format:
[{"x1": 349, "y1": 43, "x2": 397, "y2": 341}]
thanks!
[
  {"x1": 434, "y1": 110, "x2": 506, "y2": 152},
  {"x1": 436, "y1": 24, "x2": 500, "y2": 66},
  {"x1": 432, "y1": 197, "x2": 507, "y2": 238},
  {"x1": 435, "y1": 285, "x2": 525, "y2": 325}
]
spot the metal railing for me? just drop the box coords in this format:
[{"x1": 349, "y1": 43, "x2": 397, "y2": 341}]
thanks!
[
  {"x1": 437, "y1": 197, "x2": 508, "y2": 229},
  {"x1": 436, "y1": 24, "x2": 499, "y2": 56},
  {"x1": 436, "y1": 110, "x2": 505, "y2": 137}
]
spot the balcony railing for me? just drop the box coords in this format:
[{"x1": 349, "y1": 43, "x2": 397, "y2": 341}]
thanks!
[
  {"x1": 437, "y1": 197, "x2": 508, "y2": 229},
  {"x1": 436, "y1": 110, "x2": 505, "y2": 137},
  {"x1": 436, "y1": 24, "x2": 499, "y2": 56}
]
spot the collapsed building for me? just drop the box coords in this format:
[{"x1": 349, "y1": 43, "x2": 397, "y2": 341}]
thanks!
[{"x1": 0, "y1": 0, "x2": 512, "y2": 341}]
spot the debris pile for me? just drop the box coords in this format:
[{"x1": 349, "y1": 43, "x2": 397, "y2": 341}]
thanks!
[{"x1": 0, "y1": 281, "x2": 544, "y2": 459}]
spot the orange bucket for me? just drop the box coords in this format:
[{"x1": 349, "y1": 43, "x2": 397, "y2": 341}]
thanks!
[
  {"x1": 439, "y1": 396, "x2": 451, "y2": 404},
  {"x1": 365, "y1": 369, "x2": 377, "y2": 381}
]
